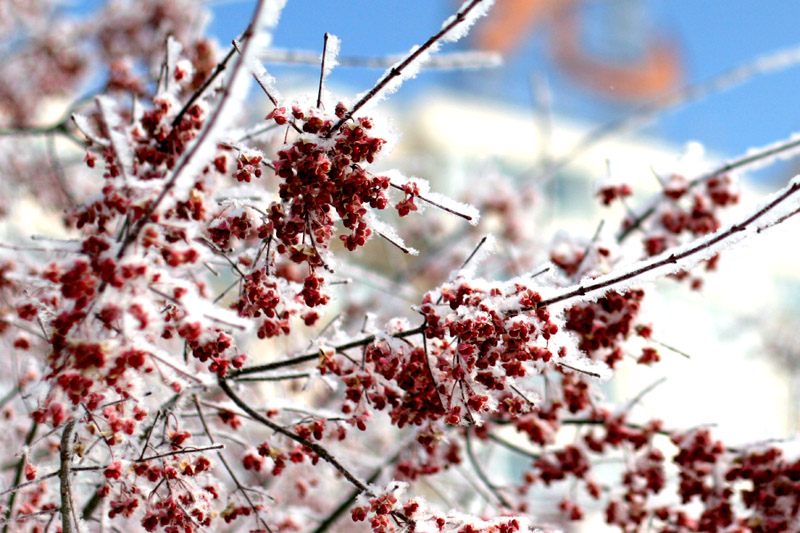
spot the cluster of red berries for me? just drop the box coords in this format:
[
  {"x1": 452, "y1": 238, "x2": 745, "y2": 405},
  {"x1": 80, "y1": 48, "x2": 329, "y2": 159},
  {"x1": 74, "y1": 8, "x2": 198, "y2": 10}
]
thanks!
[
  {"x1": 640, "y1": 173, "x2": 739, "y2": 288},
  {"x1": 266, "y1": 104, "x2": 394, "y2": 267}
]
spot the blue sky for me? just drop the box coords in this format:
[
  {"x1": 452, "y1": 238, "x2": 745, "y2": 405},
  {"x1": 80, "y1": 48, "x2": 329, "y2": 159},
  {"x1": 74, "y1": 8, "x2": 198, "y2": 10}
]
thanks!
[
  {"x1": 70, "y1": 1, "x2": 800, "y2": 178},
  {"x1": 209, "y1": 2, "x2": 800, "y2": 166}
]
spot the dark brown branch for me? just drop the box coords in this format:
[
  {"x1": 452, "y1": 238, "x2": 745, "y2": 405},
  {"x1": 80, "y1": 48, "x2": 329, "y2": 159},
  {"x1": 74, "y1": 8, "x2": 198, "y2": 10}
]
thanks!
[
  {"x1": 192, "y1": 395, "x2": 273, "y2": 533},
  {"x1": 311, "y1": 450, "x2": 402, "y2": 533},
  {"x1": 317, "y1": 33, "x2": 331, "y2": 109},
  {"x1": 115, "y1": 2, "x2": 266, "y2": 264},
  {"x1": 389, "y1": 182, "x2": 475, "y2": 222},
  {"x1": 538, "y1": 180, "x2": 800, "y2": 309},
  {"x1": 234, "y1": 373, "x2": 311, "y2": 382},
  {"x1": 172, "y1": 45, "x2": 237, "y2": 128},
  {"x1": 229, "y1": 322, "x2": 426, "y2": 378},
  {"x1": 458, "y1": 235, "x2": 488, "y2": 271},
  {"x1": 231, "y1": 40, "x2": 276, "y2": 109},
  {"x1": 434, "y1": 234, "x2": 489, "y2": 305},
  {"x1": 649, "y1": 338, "x2": 692, "y2": 360},
  {"x1": 137, "y1": 410, "x2": 162, "y2": 461},
  {"x1": 59, "y1": 420, "x2": 77, "y2": 533},
  {"x1": 756, "y1": 205, "x2": 800, "y2": 233},
  {"x1": 555, "y1": 361, "x2": 602, "y2": 379},
  {"x1": 136, "y1": 444, "x2": 225, "y2": 463},
  {"x1": 618, "y1": 135, "x2": 800, "y2": 242},
  {"x1": 375, "y1": 230, "x2": 414, "y2": 254},
  {"x1": 218, "y1": 379, "x2": 372, "y2": 494},
  {"x1": 422, "y1": 332, "x2": 447, "y2": 412},
  {"x1": 326, "y1": 0, "x2": 491, "y2": 137}
]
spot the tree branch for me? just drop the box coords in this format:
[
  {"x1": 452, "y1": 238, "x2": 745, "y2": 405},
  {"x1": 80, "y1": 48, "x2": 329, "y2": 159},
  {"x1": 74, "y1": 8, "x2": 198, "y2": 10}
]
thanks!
[
  {"x1": 537, "y1": 180, "x2": 800, "y2": 309},
  {"x1": 115, "y1": 0, "x2": 268, "y2": 264},
  {"x1": 229, "y1": 322, "x2": 426, "y2": 378},
  {"x1": 218, "y1": 378, "x2": 371, "y2": 494},
  {"x1": 192, "y1": 395, "x2": 273, "y2": 533},
  {"x1": 618, "y1": 133, "x2": 800, "y2": 242},
  {"x1": 3, "y1": 421, "x2": 38, "y2": 533},
  {"x1": 326, "y1": 0, "x2": 492, "y2": 137},
  {"x1": 465, "y1": 430, "x2": 511, "y2": 509},
  {"x1": 59, "y1": 420, "x2": 77, "y2": 533}
]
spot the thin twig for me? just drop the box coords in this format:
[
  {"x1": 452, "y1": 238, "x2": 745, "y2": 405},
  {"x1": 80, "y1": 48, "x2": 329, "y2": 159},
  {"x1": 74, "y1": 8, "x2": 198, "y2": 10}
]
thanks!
[
  {"x1": 0, "y1": 471, "x2": 59, "y2": 499},
  {"x1": 327, "y1": 0, "x2": 492, "y2": 137},
  {"x1": 218, "y1": 379, "x2": 371, "y2": 494},
  {"x1": 465, "y1": 430, "x2": 511, "y2": 508},
  {"x1": 115, "y1": 3, "x2": 265, "y2": 265},
  {"x1": 389, "y1": 182, "x2": 475, "y2": 222},
  {"x1": 172, "y1": 46, "x2": 237, "y2": 128},
  {"x1": 487, "y1": 433, "x2": 540, "y2": 460},
  {"x1": 46, "y1": 133, "x2": 76, "y2": 207},
  {"x1": 3, "y1": 421, "x2": 38, "y2": 533},
  {"x1": 234, "y1": 373, "x2": 311, "y2": 382},
  {"x1": 311, "y1": 447, "x2": 405, "y2": 533},
  {"x1": 137, "y1": 444, "x2": 225, "y2": 463},
  {"x1": 624, "y1": 377, "x2": 667, "y2": 412},
  {"x1": 648, "y1": 338, "x2": 692, "y2": 360},
  {"x1": 618, "y1": 134, "x2": 800, "y2": 242},
  {"x1": 0, "y1": 510, "x2": 58, "y2": 526},
  {"x1": 138, "y1": 410, "x2": 161, "y2": 461},
  {"x1": 538, "y1": 180, "x2": 800, "y2": 309},
  {"x1": 231, "y1": 40, "x2": 276, "y2": 108},
  {"x1": 317, "y1": 33, "x2": 331, "y2": 108},
  {"x1": 376, "y1": 230, "x2": 414, "y2": 255},
  {"x1": 572, "y1": 219, "x2": 605, "y2": 279},
  {"x1": 192, "y1": 395, "x2": 273, "y2": 533},
  {"x1": 465, "y1": 429, "x2": 512, "y2": 509},
  {"x1": 230, "y1": 322, "x2": 426, "y2": 378},
  {"x1": 422, "y1": 333, "x2": 447, "y2": 412},
  {"x1": 555, "y1": 362, "x2": 602, "y2": 379}
]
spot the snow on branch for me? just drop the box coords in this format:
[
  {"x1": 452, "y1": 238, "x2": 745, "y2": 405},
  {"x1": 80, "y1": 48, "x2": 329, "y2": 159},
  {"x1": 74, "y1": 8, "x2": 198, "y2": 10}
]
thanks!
[
  {"x1": 619, "y1": 131, "x2": 800, "y2": 241},
  {"x1": 116, "y1": 0, "x2": 285, "y2": 262},
  {"x1": 327, "y1": 0, "x2": 495, "y2": 136},
  {"x1": 260, "y1": 48, "x2": 502, "y2": 70},
  {"x1": 542, "y1": 176, "x2": 800, "y2": 309}
]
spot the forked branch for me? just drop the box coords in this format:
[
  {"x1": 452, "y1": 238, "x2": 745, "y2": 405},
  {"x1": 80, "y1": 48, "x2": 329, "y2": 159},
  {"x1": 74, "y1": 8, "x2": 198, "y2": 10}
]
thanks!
[{"x1": 327, "y1": 0, "x2": 493, "y2": 137}]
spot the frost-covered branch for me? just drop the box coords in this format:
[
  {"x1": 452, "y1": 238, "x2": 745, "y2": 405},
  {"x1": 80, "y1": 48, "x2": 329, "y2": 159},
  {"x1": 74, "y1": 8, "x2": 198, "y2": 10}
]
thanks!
[
  {"x1": 327, "y1": 0, "x2": 494, "y2": 136},
  {"x1": 619, "y1": 132, "x2": 800, "y2": 241},
  {"x1": 59, "y1": 421, "x2": 77, "y2": 533},
  {"x1": 541, "y1": 177, "x2": 800, "y2": 308},
  {"x1": 218, "y1": 378, "x2": 372, "y2": 494},
  {"x1": 228, "y1": 322, "x2": 426, "y2": 378},
  {"x1": 259, "y1": 48, "x2": 502, "y2": 70},
  {"x1": 192, "y1": 396, "x2": 272, "y2": 532},
  {"x1": 116, "y1": 0, "x2": 279, "y2": 262}
]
